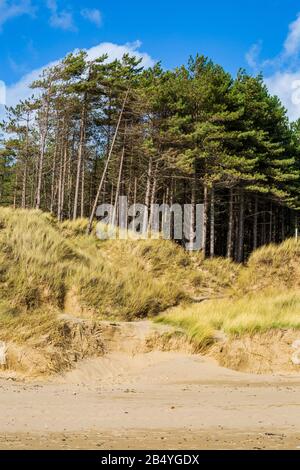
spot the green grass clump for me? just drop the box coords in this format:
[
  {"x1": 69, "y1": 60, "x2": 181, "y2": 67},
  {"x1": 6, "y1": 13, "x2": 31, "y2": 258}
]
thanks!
[{"x1": 156, "y1": 290, "x2": 300, "y2": 350}]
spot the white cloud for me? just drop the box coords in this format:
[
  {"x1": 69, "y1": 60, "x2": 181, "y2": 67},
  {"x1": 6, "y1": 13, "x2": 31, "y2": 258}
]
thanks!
[
  {"x1": 6, "y1": 60, "x2": 57, "y2": 106},
  {"x1": 245, "y1": 41, "x2": 262, "y2": 70},
  {"x1": 47, "y1": 0, "x2": 75, "y2": 31},
  {"x1": 265, "y1": 72, "x2": 300, "y2": 121},
  {"x1": 81, "y1": 8, "x2": 102, "y2": 27},
  {"x1": 0, "y1": 0, "x2": 34, "y2": 28},
  {"x1": 82, "y1": 41, "x2": 154, "y2": 66},
  {"x1": 49, "y1": 10, "x2": 74, "y2": 31},
  {"x1": 0, "y1": 41, "x2": 155, "y2": 120},
  {"x1": 284, "y1": 14, "x2": 300, "y2": 57},
  {"x1": 0, "y1": 81, "x2": 6, "y2": 106},
  {"x1": 246, "y1": 12, "x2": 300, "y2": 121}
]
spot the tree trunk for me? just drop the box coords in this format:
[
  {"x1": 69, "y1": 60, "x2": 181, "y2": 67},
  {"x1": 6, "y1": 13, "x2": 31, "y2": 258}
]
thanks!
[
  {"x1": 60, "y1": 141, "x2": 68, "y2": 221},
  {"x1": 237, "y1": 187, "x2": 245, "y2": 263},
  {"x1": 227, "y1": 188, "x2": 234, "y2": 259},
  {"x1": 202, "y1": 184, "x2": 208, "y2": 257},
  {"x1": 21, "y1": 113, "x2": 30, "y2": 209},
  {"x1": 143, "y1": 156, "x2": 153, "y2": 233},
  {"x1": 57, "y1": 146, "x2": 63, "y2": 221},
  {"x1": 21, "y1": 162, "x2": 27, "y2": 209},
  {"x1": 73, "y1": 100, "x2": 87, "y2": 219},
  {"x1": 262, "y1": 204, "x2": 266, "y2": 245},
  {"x1": 281, "y1": 207, "x2": 285, "y2": 242},
  {"x1": 253, "y1": 194, "x2": 258, "y2": 250},
  {"x1": 80, "y1": 153, "x2": 85, "y2": 218},
  {"x1": 269, "y1": 202, "x2": 273, "y2": 243},
  {"x1": 210, "y1": 186, "x2": 215, "y2": 258},
  {"x1": 112, "y1": 146, "x2": 125, "y2": 226},
  {"x1": 36, "y1": 95, "x2": 50, "y2": 209},
  {"x1": 67, "y1": 131, "x2": 76, "y2": 219},
  {"x1": 133, "y1": 177, "x2": 137, "y2": 211},
  {"x1": 36, "y1": 132, "x2": 46, "y2": 209},
  {"x1": 13, "y1": 173, "x2": 18, "y2": 209},
  {"x1": 187, "y1": 174, "x2": 196, "y2": 250},
  {"x1": 149, "y1": 161, "x2": 159, "y2": 230},
  {"x1": 50, "y1": 144, "x2": 58, "y2": 213}
]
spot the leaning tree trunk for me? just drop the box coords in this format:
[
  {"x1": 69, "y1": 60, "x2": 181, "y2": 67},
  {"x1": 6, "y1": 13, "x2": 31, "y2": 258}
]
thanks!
[{"x1": 86, "y1": 89, "x2": 129, "y2": 234}]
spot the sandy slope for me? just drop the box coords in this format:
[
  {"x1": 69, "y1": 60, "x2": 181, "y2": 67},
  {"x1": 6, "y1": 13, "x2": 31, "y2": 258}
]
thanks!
[{"x1": 0, "y1": 321, "x2": 300, "y2": 450}]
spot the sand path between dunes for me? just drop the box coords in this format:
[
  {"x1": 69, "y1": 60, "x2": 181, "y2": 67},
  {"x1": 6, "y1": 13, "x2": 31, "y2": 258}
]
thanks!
[{"x1": 0, "y1": 320, "x2": 300, "y2": 450}]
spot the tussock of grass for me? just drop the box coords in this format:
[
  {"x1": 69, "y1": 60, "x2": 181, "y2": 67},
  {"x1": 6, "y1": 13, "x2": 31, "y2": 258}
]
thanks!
[
  {"x1": 59, "y1": 218, "x2": 92, "y2": 238},
  {"x1": 236, "y1": 238, "x2": 300, "y2": 294},
  {"x1": 190, "y1": 256, "x2": 241, "y2": 295},
  {"x1": 156, "y1": 290, "x2": 300, "y2": 350},
  {"x1": 72, "y1": 237, "x2": 188, "y2": 320},
  {"x1": 74, "y1": 256, "x2": 184, "y2": 320},
  {"x1": 0, "y1": 306, "x2": 105, "y2": 376},
  {"x1": 0, "y1": 208, "x2": 81, "y2": 309},
  {"x1": 0, "y1": 306, "x2": 62, "y2": 344}
]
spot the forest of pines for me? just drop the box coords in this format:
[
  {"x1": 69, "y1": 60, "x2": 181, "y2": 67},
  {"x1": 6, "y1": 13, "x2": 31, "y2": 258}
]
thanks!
[{"x1": 0, "y1": 52, "x2": 299, "y2": 261}]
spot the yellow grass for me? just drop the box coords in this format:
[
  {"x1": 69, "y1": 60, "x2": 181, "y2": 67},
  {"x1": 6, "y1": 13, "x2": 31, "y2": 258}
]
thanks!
[{"x1": 236, "y1": 238, "x2": 300, "y2": 294}]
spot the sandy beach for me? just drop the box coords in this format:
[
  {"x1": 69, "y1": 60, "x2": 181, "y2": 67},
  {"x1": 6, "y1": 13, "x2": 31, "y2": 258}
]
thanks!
[{"x1": 1, "y1": 349, "x2": 300, "y2": 450}]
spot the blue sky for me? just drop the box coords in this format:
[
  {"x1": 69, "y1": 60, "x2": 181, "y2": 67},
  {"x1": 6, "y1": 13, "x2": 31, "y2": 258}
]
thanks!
[{"x1": 2, "y1": 0, "x2": 300, "y2": 119}]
